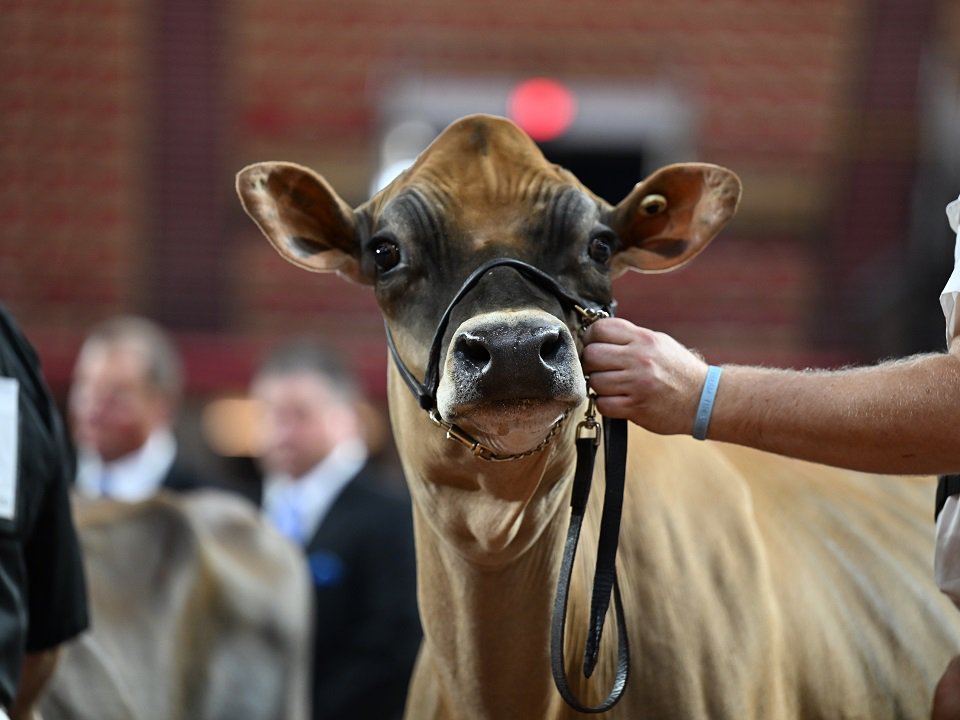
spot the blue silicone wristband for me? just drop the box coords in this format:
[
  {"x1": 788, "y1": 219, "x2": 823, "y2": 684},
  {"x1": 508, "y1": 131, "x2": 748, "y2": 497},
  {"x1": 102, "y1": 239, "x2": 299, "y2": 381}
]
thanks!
[{"x1": 692, "y1": 365, "x2": 723, "y2": 441}]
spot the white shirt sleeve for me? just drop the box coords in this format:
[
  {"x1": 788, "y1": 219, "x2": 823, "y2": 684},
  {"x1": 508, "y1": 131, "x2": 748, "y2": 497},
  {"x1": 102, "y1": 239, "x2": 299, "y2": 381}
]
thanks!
[
  {"x1": 937, "y1": 496, "x2": 960, "y2": 609},
  {"x1": 0, "y1": 378, "x2": 19, "y2": 521},
  {"x1": 941, "y1": 196, "x2": 960, "y2": 345},
  {"x1": 935, "y1": 195, "x2": 960, "y2": 609}
]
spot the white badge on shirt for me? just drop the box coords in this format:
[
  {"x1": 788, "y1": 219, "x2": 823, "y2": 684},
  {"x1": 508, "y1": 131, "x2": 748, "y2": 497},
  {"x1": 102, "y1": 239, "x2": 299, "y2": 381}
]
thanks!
[
  {"x1": 941, "y1": 196, "x2": 960, "y2": 344},
  {"x1": 0, "y1": 378, "x2": 19, "y2": 521},
  {"x1": 948, "y1": 197, "x2": 960, "y2": 235}
]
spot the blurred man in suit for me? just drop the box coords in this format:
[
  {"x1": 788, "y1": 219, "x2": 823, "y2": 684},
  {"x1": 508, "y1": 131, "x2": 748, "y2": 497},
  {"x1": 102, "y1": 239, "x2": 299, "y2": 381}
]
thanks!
[
  {"x1": 252, "y1": 337, "x2": 421, "y2": 720},
  {"x1": 69, "y1": 315, "x2": 214, "y2": 500}
]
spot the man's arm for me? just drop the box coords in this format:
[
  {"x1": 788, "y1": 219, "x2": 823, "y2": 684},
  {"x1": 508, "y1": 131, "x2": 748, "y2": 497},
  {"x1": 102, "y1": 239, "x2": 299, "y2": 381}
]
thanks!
[
  {"x1": 9, "y1": 648, "x2": 60, "y2": 720},
  {"x1": 582, "y1": 317, "x2": 960, "y2": 475},
  {"x1": 712, "y1": 345, "x2": 960, "y2": 473}
]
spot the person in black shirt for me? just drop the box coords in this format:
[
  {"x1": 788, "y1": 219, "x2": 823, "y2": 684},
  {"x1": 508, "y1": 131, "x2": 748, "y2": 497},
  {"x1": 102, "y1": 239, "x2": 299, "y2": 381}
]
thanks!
[{"x1": 0, "y1": 305, "x2": 88, "y2": 719}]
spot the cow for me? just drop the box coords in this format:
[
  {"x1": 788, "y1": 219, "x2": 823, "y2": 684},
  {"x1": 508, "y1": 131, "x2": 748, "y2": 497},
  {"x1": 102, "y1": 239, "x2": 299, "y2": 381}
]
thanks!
[
  {"x1": 236, "y1": 113, "x2": 960, "y2": 719},
  {"x1": 40, "y1": 490, "x2": 312, "y2": 720}
]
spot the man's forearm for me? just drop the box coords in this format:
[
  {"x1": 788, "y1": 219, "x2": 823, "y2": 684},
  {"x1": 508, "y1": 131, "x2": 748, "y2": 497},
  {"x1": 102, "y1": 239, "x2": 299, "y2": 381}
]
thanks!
[
  {"x1": 710, "y1": 351, "x2": 960, "y2": 475},
  {"x1": 10, "y1": 648, "x2": 61, "y2": 720}
]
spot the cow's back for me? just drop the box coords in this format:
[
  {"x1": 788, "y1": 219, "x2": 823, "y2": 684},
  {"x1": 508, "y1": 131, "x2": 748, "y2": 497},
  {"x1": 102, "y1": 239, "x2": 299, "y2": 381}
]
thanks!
[
  {"x1": 41, "y1": 490, "x2": 311, "y2": 720},
  {"x1": 569, "y1": 426, "x2": 960, "y2": 719},
  {"x1": 729, "y1": 442, "x2": 958, "y2": 718}
]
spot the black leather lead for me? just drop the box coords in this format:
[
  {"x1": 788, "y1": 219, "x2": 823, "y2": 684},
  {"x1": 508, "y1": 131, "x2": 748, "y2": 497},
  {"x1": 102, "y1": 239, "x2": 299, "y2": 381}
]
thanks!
[
  {"x1": 550, "y1": 417, "x2": 630, "y2": 713},
  {"x1": 584, "y1": 416, "x2": 628, "y2": 675}
]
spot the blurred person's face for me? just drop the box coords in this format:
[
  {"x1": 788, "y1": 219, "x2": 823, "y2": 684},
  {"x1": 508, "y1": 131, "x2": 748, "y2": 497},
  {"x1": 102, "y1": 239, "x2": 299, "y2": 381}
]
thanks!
[
  {"x1": 252, "y1": 371, "x2": 359, "y2": 479},
  {"x1": 69, "y1": 340, "x2": 172, "y2": 462}
]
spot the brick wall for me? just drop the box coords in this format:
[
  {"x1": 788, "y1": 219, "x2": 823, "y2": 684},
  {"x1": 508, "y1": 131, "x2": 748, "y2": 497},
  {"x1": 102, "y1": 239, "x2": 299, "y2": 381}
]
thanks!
[
  {"x1": 231, "y1": 0, "x2": 864, "y2": 191},
  {"x1": 1, "y1": 0, "x2": 147, "y2": 377}
]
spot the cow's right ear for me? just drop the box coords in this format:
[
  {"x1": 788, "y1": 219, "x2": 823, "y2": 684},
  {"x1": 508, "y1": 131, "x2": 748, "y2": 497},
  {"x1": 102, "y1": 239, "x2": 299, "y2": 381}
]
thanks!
[
  {"x1": 606, "y1": 163, "x2": 742, "y2": 277},
  {"x1": 236, "y1": 162, "x2": 369, "y2": 285}
]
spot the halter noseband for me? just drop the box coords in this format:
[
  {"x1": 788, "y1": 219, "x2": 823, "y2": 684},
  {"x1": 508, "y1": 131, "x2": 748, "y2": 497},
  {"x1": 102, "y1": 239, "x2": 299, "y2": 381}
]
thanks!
[{"x1": 384, "y1": 256, "x2": 613, "y2": 461}]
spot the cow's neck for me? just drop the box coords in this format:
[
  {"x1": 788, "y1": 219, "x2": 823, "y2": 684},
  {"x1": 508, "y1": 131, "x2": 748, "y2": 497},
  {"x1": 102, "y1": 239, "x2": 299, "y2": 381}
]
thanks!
[
  {"x1": 410, "y1": 498, "x2": 574, "y2": 719},
  {"x1": 390, "y1": 379, "x2": 582, "y2": 719}
]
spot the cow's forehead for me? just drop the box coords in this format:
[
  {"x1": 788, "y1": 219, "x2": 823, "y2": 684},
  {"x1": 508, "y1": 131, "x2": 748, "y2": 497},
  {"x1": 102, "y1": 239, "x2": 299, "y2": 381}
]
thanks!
[{"x1": 365, "y1": 115, "x2": 606, "y2": 227}]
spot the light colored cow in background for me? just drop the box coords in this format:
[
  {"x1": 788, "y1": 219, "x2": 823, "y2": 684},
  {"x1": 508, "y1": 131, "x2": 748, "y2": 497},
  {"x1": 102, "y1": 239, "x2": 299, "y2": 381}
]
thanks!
[
  {"x1": 41, "y1": 490, "x2": 311, "y2": 720},
  {"x1": 238, "y1": 114, "x2": 960, "y2": 719}
]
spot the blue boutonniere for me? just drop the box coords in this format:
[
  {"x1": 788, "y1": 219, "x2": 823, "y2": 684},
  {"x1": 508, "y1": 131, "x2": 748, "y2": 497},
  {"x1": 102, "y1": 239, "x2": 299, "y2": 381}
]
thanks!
[{"x1": 308, "y1": 550, "x2": 345, "y2": 587}]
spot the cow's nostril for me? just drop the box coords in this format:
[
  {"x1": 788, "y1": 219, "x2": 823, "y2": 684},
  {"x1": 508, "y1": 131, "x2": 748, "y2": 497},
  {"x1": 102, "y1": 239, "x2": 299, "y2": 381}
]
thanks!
[
  {"x1": 539, "y1": 328, "x2": 563, "y2": 366},
  {"x1": 456, "y1": 335, "x2": 491, "y2": 371}
]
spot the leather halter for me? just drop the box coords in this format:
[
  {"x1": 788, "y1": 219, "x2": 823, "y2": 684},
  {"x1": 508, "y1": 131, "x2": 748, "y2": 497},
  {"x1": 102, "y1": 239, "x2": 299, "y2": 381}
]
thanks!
[
  {"x1": 385, "y1": 256, "x2": 631, "y2": 712},
  {"x1": 385, "y1": 256, "x2": 612, "y2": 460},
  {"x1": 385, "y1": 257, "x2": 612, "y2": 410}
]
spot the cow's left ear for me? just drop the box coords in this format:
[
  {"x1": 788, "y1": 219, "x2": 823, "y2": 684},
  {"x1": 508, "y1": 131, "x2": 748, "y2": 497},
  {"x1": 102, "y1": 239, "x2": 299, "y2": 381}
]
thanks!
[
  {"x1": 606, "y1": 163, "x2": 741, "y2": 276},
  {"x1": 236, "y1": 162, "x2": 369, "y2": 284}
]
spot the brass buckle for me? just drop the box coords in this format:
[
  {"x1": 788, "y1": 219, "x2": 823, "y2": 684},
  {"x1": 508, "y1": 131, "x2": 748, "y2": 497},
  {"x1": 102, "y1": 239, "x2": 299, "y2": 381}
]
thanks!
[
  {"x1": 429, "y1": 408, "x2": 486, "y2": 457},
  {"x1": 576, "y1": 392, "x2": 602, "y2": 446},
  {"x1": 574, "y1": 305, "x2": 609, "y2": 328}
]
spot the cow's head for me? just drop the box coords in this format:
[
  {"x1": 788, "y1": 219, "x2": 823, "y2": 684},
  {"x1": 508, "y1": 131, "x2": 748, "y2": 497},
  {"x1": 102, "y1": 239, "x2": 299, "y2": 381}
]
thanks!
[{"x1": 238, "y1": 114, "x2": 739, "y2": 554}]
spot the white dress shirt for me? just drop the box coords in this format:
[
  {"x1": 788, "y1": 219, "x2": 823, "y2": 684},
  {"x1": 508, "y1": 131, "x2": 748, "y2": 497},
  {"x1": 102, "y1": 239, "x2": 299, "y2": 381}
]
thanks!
[
  {"x1": 941, "y1": 196, "x2": 960, "y2": 344},
  {"x1": 75, "y1": 428, "x2": 177, "y2": 502},
  {"x1": 934, "y1": 194, "x2": 960, "y2": 607},
  {"x1": 263, "y1": 438, "x2": 368, "y2": 546}
]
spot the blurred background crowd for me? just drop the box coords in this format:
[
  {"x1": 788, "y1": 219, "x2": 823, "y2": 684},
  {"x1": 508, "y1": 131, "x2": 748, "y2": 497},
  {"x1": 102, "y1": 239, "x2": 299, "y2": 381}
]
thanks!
[{"x1": 2, "y1": 0, "x2": 959, "y2": 493}]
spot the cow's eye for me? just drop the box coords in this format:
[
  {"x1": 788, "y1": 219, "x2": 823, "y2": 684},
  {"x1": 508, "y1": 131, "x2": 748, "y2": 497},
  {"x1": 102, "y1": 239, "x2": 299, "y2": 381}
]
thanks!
[
  {"x1": 588, "y1": 232, "x2": 615, "y2": 265},
  {"x1": 372, "y1": 236, "x2": 401, "y2": 272}
]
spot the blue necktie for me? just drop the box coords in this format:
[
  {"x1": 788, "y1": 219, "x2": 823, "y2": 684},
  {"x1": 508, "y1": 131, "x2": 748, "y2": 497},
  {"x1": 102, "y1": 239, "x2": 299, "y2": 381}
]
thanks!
[
  {"x1": 268, "y1": 490, "x2": 304, "y2": 545},
  {"x1": 98, "y1": 468, "x2": 113, "y2": 497}
]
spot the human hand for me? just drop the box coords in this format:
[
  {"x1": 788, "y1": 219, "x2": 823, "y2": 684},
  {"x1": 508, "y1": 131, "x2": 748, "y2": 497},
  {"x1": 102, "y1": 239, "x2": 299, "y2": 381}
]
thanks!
[{"x1": 581, "y1": 318, "x2": 709, "y2": 435}]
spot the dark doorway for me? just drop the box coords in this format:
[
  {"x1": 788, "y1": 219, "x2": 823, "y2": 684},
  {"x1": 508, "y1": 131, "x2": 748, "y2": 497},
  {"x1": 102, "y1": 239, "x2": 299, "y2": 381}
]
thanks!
[{"x1": 538, "y1": 143, "x2": 647, "y2": 205}]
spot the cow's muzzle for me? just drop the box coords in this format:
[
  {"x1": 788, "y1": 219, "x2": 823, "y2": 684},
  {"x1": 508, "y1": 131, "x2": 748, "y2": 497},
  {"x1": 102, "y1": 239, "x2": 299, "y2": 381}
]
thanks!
[
  {"x1": 435, "y1": 310, "x2": 584, "y2": 457},
  {"x1": 384, "y1": 257, "x2": 613, "y2": 461},
  {"x1": 450, "y1": 314, "x2": 576, "y2": 403}
]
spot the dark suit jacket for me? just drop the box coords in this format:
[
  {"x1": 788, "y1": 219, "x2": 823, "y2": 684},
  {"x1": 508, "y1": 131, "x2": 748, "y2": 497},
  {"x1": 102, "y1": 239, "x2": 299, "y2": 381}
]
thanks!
[
  {"x1": 160, "y1": 458, "x2": 215, "y2": 494},
  {"x1": 304, "y1": 466, "x2": 421, "y2": 720},
  {"x1": 160, "y1": 456, "x2": 264, "y2": 507}
]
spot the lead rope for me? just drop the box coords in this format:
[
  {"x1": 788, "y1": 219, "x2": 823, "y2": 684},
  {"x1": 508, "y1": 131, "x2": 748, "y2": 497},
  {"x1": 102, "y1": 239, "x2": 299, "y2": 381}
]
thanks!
[{"x1": 549, "y1": 368, "x2": 630, "y2": 713}]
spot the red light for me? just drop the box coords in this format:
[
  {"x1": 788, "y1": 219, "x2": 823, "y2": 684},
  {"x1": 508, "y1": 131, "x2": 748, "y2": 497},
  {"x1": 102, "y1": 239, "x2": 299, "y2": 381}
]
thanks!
[{"x1": 508, "y1": 78, "x2": 576, "y2": 142}]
